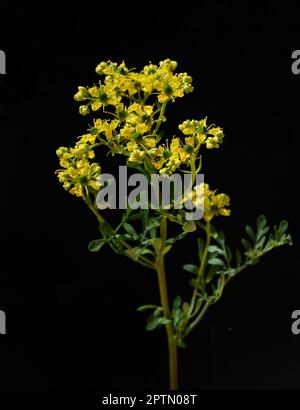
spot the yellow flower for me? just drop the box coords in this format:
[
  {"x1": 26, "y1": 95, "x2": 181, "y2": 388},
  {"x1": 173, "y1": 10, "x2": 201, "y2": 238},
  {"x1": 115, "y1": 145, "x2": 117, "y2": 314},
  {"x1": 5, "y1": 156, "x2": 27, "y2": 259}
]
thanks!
[
  {"x1": 129, "y1": 149, "x2": 145, "y2": 163},
  {"x1": 59, "y1": 59, "x2": 217, "y2": 196},
  {"x1": 136, "y1": 123, "x2": 149, "y2": 134},
  {"x1": 184, "y1": 137, "x2": 194, "y2": 146},
  {"x1": 79, "y1": 105, "x2": 90, "y2": 116},
  {"x1": 144, "y1": 137, "x2": 156, "y2": 148},
  {"x1": 91, "y1": 100, "x2": 101, "y2": 111},
  {"x1": 78, "y1": 133, "x2": 96, "y2": 144},
  {"x1": 126, "y1": 141, "x2": 139, "y2": 152},
  {"x1": 120, "y1": 124, "x2": 134, "y2": 139},
  {"x1": 88, "y1": 86, "x2": 99, "y2": 98},
  {"x1": 56, "y1": 158, "x2": 101, "y2": 198},
  {"x1": 178, "y1": 118, "x2": 224, "y2": 149},
  {"x1": 203, "y1": 184, "x2": 230, "y2": 222},
  {"x1": 160, "y1": 137, "x2": 192, "y2": 174},
  {"x1": 74, "y1": 86, "x2": 89, "y2": 101},
  {"x1": 95, "y1": 61, "x2": 117, "y2": 75},
  {"x1": 206, "y1": 127, "x2": 224, "y2": 149},
  {"x1": 102, "y1": 119, "x2": 119, "y2": 140},
  {"x1": 170, "y1": 137, "x2": 180, "y2": 151},
  {"x1": 153, "y1": 158, "x2": 165, "y2": 170}
]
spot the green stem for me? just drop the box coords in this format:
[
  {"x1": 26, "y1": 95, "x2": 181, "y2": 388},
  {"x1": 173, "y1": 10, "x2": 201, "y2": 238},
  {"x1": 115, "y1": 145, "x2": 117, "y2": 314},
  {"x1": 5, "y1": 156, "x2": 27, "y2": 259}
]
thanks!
[
  {"x1": 189, "y1": 221, "x2": 211, "y2": 317},
  {"x1": 84, "y1": 195, "x2": 106, "y2": 224},
  {"x1": 154, "y1": 101, "x2": 167, "y2": 135},
  {"x1": 190, "y1": 158, "x2": 196, "y2": 186},
  {"x1": 155, "y1": 216, "x2": 178, "y2": 390},
  {"x1": 184, "y1": 301, "x2": 210, "y2": 338},
  {"x1": 142, "y1": 92, "x2": 149, "y2": 104}
]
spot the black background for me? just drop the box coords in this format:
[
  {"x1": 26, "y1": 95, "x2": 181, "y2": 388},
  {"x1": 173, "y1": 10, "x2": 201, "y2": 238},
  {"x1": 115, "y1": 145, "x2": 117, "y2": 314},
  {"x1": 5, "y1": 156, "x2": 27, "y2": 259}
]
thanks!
[{"x1": 0, "y1": 0, "x2": 300, "y2": 397}]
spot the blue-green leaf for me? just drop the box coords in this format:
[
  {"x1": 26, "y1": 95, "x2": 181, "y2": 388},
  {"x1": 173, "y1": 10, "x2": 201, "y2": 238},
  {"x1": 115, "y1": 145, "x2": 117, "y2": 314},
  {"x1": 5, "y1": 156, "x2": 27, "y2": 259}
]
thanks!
[
  {"x1": 88, "y1": 239, "x2": 105, "y2": 252},
  {"x1": 257, "y1": 215, "x2": 267, "y2": 230},
  {"x1": 183, "y1": 264, "x2": 198, "y2": 274},
  {"x1": 137, "y1": 304, "x2": 160, "y2": 312},
  {"x1": 245, "y1": 225, "x2": 256, "y2": 242},
  {"x1": 123, "y1": 223, "x2": 138, "y2": 239},
  {"x1": 241, "y1": 238, "x2": 251, "y2": 250},
  {"x1": 208, "y1": 257, "x2": 225, "y2": 266}
]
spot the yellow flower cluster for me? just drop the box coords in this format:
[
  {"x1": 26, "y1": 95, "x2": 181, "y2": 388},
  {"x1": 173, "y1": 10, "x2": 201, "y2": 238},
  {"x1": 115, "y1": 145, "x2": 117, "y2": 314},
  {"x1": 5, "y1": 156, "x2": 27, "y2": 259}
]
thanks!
[
  {"x1": 56, "y1": 137, "x2": 101, "y2": 197},
  {"x1": 74, "y1": 59, "x2": 193, "y2": 115},
  {"x1": 203, "y1": 183, "x2": 230, "y2": 222},
  {"x1": 178, "y1": 118, "x2": 224, "y2": 149},
  {"x1": 57, "y1": 58, "x2": 227, "y2": 206},
  {"x1": 183, "y1": 183, "x2": 230, "y2": 221}
]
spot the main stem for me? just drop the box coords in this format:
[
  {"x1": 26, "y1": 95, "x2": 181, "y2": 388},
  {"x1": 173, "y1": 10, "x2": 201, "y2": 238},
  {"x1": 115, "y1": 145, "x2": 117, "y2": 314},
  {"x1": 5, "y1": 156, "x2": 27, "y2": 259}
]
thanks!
[{"x1": 156, "y1": 216, "x2": 178, "y2": 390}]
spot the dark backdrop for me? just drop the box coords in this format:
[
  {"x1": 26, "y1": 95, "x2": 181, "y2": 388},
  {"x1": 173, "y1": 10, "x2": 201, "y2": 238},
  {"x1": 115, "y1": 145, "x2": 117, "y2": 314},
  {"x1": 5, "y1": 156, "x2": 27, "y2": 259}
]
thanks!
[{"x1": 0, "y1": 0, "x2": 299, "y2": 396}]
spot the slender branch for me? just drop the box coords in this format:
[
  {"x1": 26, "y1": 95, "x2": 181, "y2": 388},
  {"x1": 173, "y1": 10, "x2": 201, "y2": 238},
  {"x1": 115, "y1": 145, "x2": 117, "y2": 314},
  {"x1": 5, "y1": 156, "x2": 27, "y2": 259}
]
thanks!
[
  {"x1": 84, "y1": 195, "x2": 106, "y2": 224},
  {"x1": 155, "y1": 215, "x2": 178, "y2": 389},
  {"x1": 183, "y1": 301, "x2": 210, "y2": 338},
  {"x1": 83, "y1": 195, "x2": 155, "y2": 269},
  {"x1": 188, "y1": 221, "x2": 211, "y2": 317},
  {"x1": 154, "y1": 101, "x2": 167, "y2": 135}
]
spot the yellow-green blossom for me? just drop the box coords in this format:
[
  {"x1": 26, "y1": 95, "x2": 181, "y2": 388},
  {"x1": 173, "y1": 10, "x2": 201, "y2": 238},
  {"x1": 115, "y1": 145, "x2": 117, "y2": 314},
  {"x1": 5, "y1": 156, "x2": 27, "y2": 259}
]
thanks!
[
  {"x1": 179, "y1": 118, "x2": 224, "y2": 149},
  {"x1": 56, "y1": 156, "x2": 101, "y2": 197},
  {"x1": 203, "y1": 183, "x2": 230, "y2": 222}
]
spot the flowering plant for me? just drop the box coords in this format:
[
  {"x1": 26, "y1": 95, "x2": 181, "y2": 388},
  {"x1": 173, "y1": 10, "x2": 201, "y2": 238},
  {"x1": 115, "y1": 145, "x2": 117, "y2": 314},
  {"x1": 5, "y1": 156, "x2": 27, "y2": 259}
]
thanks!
[{"x1": 56, "y1": 59, "x2": 292, "y2": 389}]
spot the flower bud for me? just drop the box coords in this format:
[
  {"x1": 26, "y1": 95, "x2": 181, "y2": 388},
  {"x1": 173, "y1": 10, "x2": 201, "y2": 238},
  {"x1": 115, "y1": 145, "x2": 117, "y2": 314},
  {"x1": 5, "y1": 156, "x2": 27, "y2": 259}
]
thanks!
[
  {"x1": 79, "y1": 105, "x2": 90, "y2": 116},
  {"x1": 74, "y1": 86, "x2": 88, "y2": 101}
]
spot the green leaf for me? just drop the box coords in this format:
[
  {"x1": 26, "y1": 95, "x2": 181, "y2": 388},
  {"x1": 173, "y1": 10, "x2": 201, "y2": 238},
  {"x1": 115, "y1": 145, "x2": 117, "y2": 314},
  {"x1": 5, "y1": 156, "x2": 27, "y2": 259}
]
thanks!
[
  {"x1": 139, "y1": 248, "x2": 154, "y2": 256},
  {"x1": 207, "y1": 257, "x2": 225, "y2": 266},
  {"x1": 206, "y1": 265, "x2": 218, "y2": 283},
  {"x1": 151, "y1": 238, "x2": 162, "y2": 253},
  {"x1": 99, "y1": 222, "x2": 113, "y2": 236},
  {"x1": 257, "y1": 226, "x2": 269, "y2": 241},
  {"x1": 165, "y1": 232, "x2": 187, "y2": 245},
  {"x1": 153, "y1": 307, "x2": 163, "y2": 318},
  {"x1": 172, "y1": 295, "x2": 182, "y2": 312},
  {"x1": 189, "y1": 278, "x2": 198, "y2": 288},
  {"x1": 241, "y1": 238, "x2": 251, "y2": 250},
  {"x1": 173, "y1": 309, "x2": 183, "y2": 327},
  {"x1": 225, "y1": 245, "x2": 232, "y2": 263},
  {"x1": 183, "y1": 264, "x2": 198, "y2": 274},
  {"x1": 163, "y1": 245, "x2": 172, "y2": 255},
  {"x1": 278, "y1": 220, "x2": 288, "y2": 235},
  {"x1": 127, "y1": 210, "x2": 148, "y2": 222},
  {"x1": 123, "y1": 223, "x2": 138, "y2": 239},
  {"x1": 256, "y1": 235, "x2": 266, "y2": 249},
  {"x1": 146, "y1": 317, "x2": 171, "y2": 331},
  {"x1": 146, "y1": 217, "x2": 161, "y2": 232},
  {"x1": 183, "y1": 220, "x2": 197, "y2": 232},
  {"x1": 174, "y1": 335, "x2": 186, "y2": 349},
  {"x1": 245, "y1": 225, "x2": 256, "y2": 242},
  {"x1": 215, "y1": 230, "x2": 225, "y2": 247},
  {"x1": 235, "y1": 249, "x2": 242, "y2": 267},
  {"x1": 142, "y1": 209, "x2": 149, "y2": 231},
  {"x1": 149, "y1": 227, "x2": 158, "y2": 239},
  {"x1": 146, "y1": 317, "x2": 161, "y2": 331},
  {"x1": 88, "y1": 239, "x2": 105, "y2": 252},
  {"x1": 182, "y1": 302, "x2": 189, "y2": 317},
  {"x1": 208, "y1": 245, "x2": 224, "y2": 254},
  {"x1": 137, "y1": 304, "x2": 160, "y2": 312},
  {"x1": 124, "y1": 247, "x2": 140, "y2": 259},
  {"x1": 117, "y1": 233, "x2": 135, "y2": 241},
  {"x1": 257, "y1": 215, "x2": 267, "y2": 230}
]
